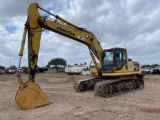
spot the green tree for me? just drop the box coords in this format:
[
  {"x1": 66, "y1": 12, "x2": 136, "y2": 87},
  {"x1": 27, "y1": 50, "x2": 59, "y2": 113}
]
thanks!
[
  {"x1": 151, "y1": 64, "x2": 159, "y2": 68},
  {"x1": 0, "y1": 65, "x2": 5, "y2": 69},
  {"x1": 9, "y1": 65, "x2": 17, "y2": 69},
  {"x1": 47, "y1": 58, "x2": 67, "y2": 72}
]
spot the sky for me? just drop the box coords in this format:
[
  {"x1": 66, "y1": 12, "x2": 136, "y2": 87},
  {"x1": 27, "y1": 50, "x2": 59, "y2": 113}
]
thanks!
[{"x1": 0, "y1": 0, "x2": 160, "y2": 68}]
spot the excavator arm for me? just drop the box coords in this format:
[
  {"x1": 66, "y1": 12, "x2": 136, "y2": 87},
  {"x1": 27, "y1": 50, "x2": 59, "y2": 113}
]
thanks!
[
  {"x1": 22, "y1": 3, "x2": 103, "y2": 81},
  {"x1": 16, "y1": 3, "x2": 103, "y2": 109}
]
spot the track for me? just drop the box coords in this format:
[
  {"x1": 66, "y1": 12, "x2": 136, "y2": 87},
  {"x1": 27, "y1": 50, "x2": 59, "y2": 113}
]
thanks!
[
  {"x1": 73, "y1": 77, "x2": 101, "y2": 92},
  {"x1": 94, "y1": 78, "x2": 144, "y2": 97},
  {"x1": 73, "y1": 77, "x2": 144, "y2": 98}
]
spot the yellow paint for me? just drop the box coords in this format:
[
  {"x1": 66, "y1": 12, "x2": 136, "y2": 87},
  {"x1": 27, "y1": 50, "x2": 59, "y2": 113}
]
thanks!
[{"x1": 15, "y1": 80, "x2": 50, "y2": 110}]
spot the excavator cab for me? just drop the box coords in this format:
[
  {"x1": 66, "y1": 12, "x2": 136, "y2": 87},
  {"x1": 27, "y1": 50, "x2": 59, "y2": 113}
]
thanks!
[{"x1": 102, "y1": 48, "x2": 127, "y2": 73}]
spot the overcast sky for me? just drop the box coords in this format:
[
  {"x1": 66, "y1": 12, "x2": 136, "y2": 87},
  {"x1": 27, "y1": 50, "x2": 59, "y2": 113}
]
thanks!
[{"x1": 0, "y1": 0, "x2": 160, "y2": 68}]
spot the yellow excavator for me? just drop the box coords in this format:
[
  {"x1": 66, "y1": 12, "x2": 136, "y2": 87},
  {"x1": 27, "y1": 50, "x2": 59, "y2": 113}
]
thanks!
[{"x1": 16, "y1": 3, "x2": 144, "y2": 109}]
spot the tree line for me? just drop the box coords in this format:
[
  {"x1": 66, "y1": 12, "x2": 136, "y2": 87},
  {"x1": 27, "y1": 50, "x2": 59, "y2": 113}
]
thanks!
[{"x1": 141, "y1": 64, "x2": 159, "y2": 68}]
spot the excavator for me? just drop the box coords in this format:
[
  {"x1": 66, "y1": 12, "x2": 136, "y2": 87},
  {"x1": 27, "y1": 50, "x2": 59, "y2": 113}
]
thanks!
[{"x1": 16, "y1": 3, "x2": 144, "y2": 109}]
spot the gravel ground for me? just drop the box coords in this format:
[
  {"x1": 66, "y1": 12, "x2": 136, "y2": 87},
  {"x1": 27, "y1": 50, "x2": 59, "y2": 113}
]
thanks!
[{"x1": 0, "y1": 73, "x2": 160, "y2": 120}]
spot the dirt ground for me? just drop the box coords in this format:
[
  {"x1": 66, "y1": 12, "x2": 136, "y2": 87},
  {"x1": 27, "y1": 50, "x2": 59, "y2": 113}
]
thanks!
[{"x1": 0, "y1": 73, "x2": 160, "y2": 120}]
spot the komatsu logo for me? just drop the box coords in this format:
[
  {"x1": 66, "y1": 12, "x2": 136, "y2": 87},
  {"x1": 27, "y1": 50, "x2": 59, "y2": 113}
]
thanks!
[{"x1": 57, "y1": 26, "x2": 75, "y2": 36}]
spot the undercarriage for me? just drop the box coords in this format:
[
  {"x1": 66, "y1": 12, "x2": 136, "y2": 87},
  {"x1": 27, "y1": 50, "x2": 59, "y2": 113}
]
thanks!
[{"x1": 73, "y1": 77, "x2": 144, "y2": 97}]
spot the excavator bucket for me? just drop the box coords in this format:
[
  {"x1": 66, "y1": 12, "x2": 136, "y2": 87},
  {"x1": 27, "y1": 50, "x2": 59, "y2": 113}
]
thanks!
[{"x1": 15, "y1": 80, "x2": 50, "y2": 110}]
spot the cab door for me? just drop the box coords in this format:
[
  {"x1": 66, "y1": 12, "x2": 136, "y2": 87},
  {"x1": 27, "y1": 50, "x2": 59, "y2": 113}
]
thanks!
[{"x1": 114, "y1": 48, "x2": 127, "y2": 71}]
